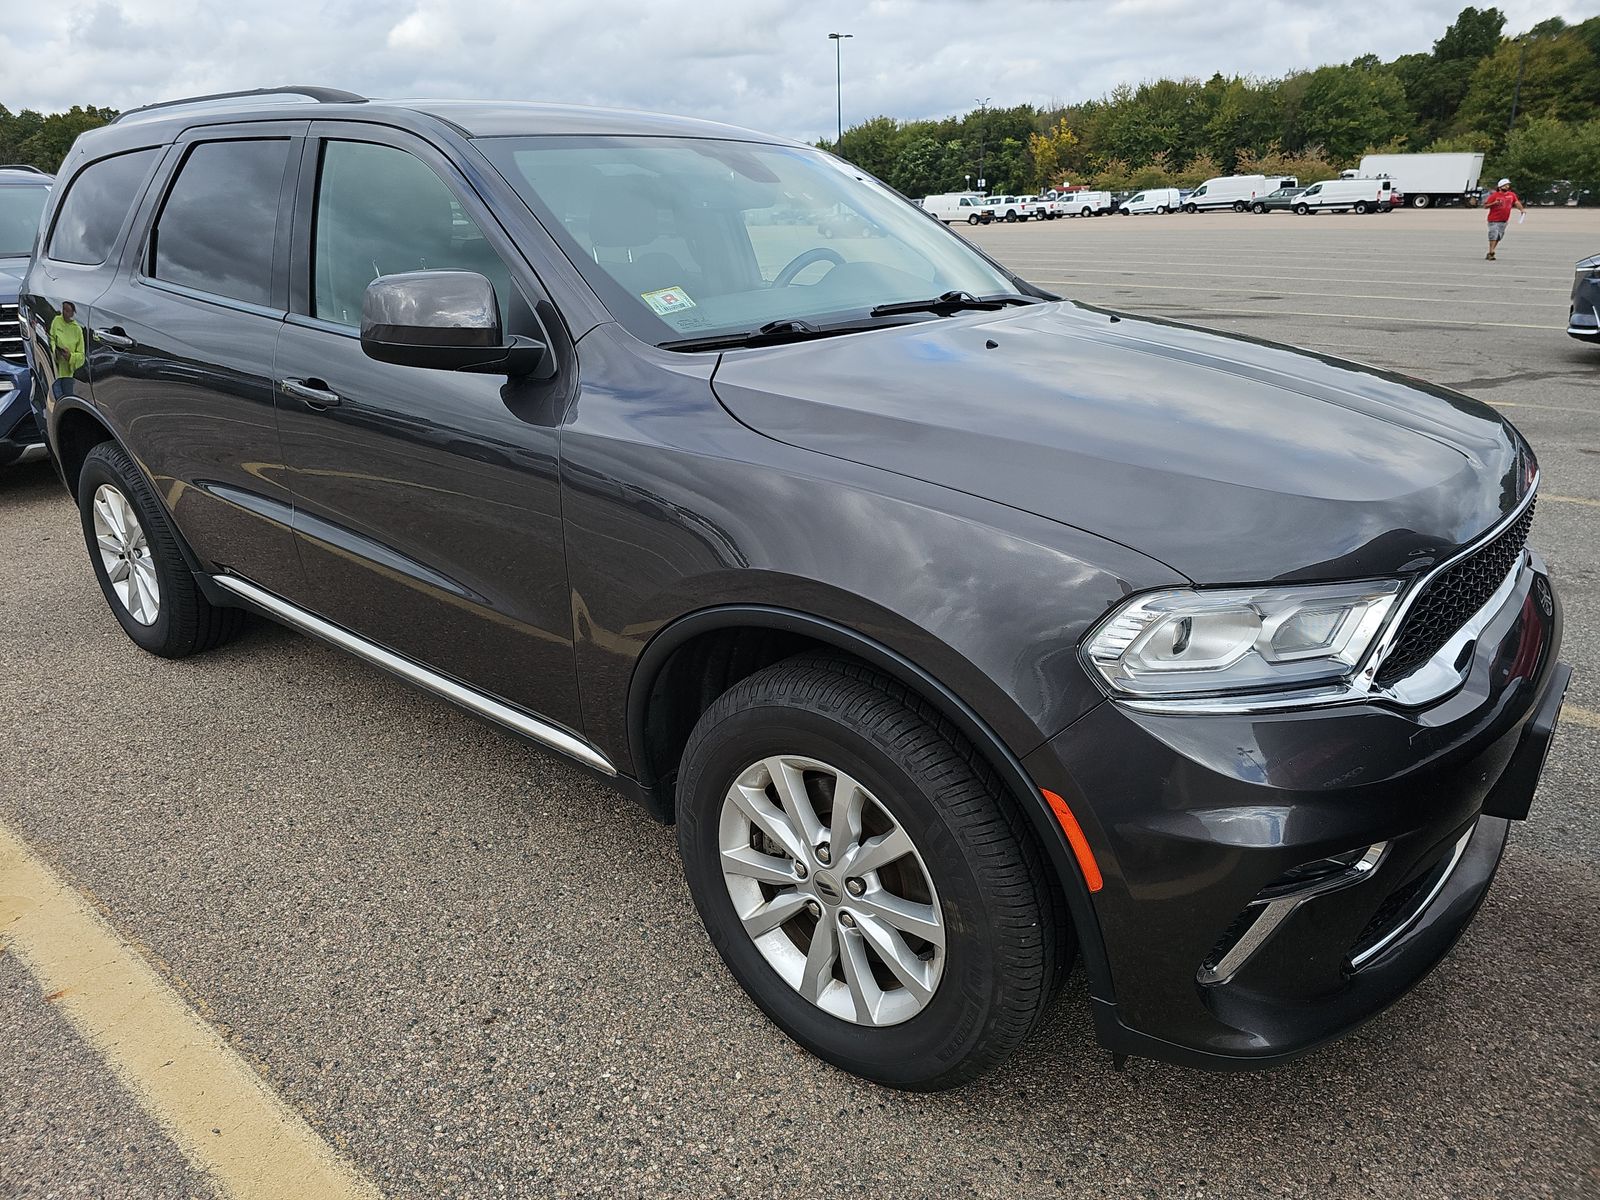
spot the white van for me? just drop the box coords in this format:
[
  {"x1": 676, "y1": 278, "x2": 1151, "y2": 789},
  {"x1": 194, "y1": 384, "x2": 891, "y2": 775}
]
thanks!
[
  {"x1": 1292, "y1": 178, "x2": 1394, "y2": 214},
  {"x1": 1118, "y1": 187, "x2": 1182, "y2": 215},
  {"x1": 1182, "y1": 174, "x2": 1297, "y2": 213},
  {"x1": 920, "y1": 192, "x2": 989, "y2": 223}
]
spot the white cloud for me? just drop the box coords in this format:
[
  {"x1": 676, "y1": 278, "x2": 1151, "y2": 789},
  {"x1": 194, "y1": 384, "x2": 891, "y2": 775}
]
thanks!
[{"x1": 1, "y1": 0, "x2": 1595, "y2": 142}]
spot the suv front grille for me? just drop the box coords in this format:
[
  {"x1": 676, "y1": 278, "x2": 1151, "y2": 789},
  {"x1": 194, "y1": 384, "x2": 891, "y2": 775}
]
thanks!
[
  {"x1": 1374, "y1": 499, "x2": 1536, "y2": 687},
  {"x1": 0, "y1": 303, "x2": 23, "y2": 367}
]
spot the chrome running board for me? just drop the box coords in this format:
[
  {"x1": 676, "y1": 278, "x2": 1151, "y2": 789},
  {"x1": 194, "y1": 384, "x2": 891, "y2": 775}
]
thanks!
[{"x1": 212, "y1": 574, "x2": 616, "y2": 777}]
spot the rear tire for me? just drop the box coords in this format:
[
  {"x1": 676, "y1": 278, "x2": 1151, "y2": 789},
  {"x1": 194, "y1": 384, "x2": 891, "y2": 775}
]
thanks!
[
  {"x1": 1412, "y1": 194, "x2": 1431, "y2": 209},
  {"x1": 1232, "y1": 201, "x2": 1246, "y2": 212},
  {"x1": 76, "y1": 441, "x2": 245, "y2": 658},
  {"x1": 1354, "y1": 201, "x2": 1370, "y2": 214},
  {"x1": 1251, "y1": 202, "x2": 1266, "y2": 214},
  {"x1": 676, "y1": 655, "x2": 1065, "y2": 1091}
]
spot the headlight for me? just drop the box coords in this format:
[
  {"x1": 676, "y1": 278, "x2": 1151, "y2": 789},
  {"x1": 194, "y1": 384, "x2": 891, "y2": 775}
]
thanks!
[{"x1": 1084, "y1": 580, "x2": 1402, "y2": 700}]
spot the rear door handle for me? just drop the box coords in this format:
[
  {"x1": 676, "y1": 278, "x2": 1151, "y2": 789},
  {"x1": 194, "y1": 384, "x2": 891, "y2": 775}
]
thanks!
[
  {"x1": 93, "y1": 326, "x2": 136, "y2": 349},
  {"x1": 280, "y1": 378, "x2": 342, "y2": 409}
]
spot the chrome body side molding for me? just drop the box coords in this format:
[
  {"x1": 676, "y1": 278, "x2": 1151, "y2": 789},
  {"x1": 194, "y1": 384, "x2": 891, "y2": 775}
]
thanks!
[{"x1": 212, "y1": 574, "x2": 616, "y2": 777}]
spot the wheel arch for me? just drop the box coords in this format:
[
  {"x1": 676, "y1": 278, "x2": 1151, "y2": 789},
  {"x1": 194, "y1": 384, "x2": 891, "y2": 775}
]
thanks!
[
  {"x1": 625, "y1": 603, "x2": 1116, "y2": 1004},
  {"x1": 49, "y1": 399, "x2": 232, "y2": 607}
]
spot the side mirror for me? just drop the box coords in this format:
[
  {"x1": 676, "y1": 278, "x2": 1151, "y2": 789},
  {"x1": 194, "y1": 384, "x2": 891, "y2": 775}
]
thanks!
[{"x1": 360, "y1": 270, "x2": 545, "y2": 376}]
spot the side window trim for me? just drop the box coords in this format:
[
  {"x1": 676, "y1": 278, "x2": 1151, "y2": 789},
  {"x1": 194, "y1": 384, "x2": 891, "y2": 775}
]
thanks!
[
  {"x1": 287, "y1": 123, "x2": 545, "y2": 329},
  {"x1": 132, "y1": 123, "x2": 307, "y2": 315},
  {"x1": 134, "y1": 131, "x2": 303, "y2": 316}
]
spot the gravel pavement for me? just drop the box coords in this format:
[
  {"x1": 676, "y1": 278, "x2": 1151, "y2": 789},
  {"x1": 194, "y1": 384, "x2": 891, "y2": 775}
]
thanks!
[{"x1": 2, "y1": 205, "x2": 1596, "y2": 1199}]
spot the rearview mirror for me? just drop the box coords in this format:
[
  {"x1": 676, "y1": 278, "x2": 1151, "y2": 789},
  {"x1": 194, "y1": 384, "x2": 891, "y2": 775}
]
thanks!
[{"x1": 360, "y1": 271, "x2": 545, "y2": 376}]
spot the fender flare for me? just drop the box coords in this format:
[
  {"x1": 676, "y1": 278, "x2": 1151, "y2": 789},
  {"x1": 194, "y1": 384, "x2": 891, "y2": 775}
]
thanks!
[{"x1": 626, "y1": 603, "x2": 1116, "y2": 1004}]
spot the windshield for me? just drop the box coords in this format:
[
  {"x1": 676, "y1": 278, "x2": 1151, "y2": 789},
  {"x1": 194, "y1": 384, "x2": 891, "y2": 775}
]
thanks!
[
  {"x1": 477, "y1": 136, "x2": 1019, "y2": 347},
  {"x1": 0, "y1": 184, "x2": 50, "y2": 257}
]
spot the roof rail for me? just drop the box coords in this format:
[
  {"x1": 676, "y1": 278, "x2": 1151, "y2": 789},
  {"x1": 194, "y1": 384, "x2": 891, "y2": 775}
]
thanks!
[
  {"x1": 0, "y1": 163, "x2": 49, "y2": 175},
  {"x1": 113, "y1": 86, "x2": 368, "y2": 124}
]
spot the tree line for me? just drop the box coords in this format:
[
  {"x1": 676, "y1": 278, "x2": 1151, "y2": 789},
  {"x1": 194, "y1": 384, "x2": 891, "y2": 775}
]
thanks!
[{"x1": 829, "y1": 8, "x2": 1600, "y2": 202}]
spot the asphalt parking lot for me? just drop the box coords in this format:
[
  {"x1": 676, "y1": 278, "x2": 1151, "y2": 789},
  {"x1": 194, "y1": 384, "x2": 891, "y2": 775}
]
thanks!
[{"x1": 3, "y1": 207, "x2": 1598, "y2": 1199}]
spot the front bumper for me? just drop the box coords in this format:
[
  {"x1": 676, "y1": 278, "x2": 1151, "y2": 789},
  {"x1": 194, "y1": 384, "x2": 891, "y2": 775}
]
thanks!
[
  {"x1": 0, "y1": 362, "x2": 46, "y2": 467},
  {"x1": 1027, "y1": 551, "x2": 1566, "y2": 1068},
  {"x1": 1569, "y1": 269, "x2": 1600, "y2": 341}
]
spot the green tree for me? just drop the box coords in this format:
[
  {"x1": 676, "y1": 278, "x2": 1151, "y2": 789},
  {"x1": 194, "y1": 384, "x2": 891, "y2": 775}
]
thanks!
[
  {"x1": 15, "y1": 106, "x2": 118, "y2": 171},
  {"x1": 1496, "y1": 115, "x2": 1579, "y2": 195},
  {"x1": 1292, "y1": 65, "x2": 1411, "y2": 160}
]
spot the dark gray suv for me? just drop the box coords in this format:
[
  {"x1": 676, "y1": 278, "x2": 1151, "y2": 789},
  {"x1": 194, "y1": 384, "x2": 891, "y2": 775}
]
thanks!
[{"x1": 23, "y1": 88, "x2": 1568, "y2": 1089}]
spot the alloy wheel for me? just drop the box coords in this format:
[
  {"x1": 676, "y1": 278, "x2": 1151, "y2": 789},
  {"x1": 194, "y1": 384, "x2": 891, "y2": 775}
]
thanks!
[
  {"x1": 718, "y1": 755, "x2": 945, "y2": 1027},
  {"x1": 92, "y1": 483, "x2": 160, "y2": 625}
]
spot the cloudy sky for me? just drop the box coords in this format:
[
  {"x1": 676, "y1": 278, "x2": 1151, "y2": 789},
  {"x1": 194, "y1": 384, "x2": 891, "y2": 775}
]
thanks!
[{"x1": 5, "y1": 0, "x2": 1597, "y2": 142}]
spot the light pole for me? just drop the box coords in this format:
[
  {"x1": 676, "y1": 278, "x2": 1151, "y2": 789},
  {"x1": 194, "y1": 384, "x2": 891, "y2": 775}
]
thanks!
[
  {"x1": 1508, "y1": 35, "x2": 1529, "y2": 139},
  {"x1": 828, "y1": 32, "x2": 852, "y2": 151},
  {"x1": 974, "y1": 96, "x2": 990, "y2": 194}
]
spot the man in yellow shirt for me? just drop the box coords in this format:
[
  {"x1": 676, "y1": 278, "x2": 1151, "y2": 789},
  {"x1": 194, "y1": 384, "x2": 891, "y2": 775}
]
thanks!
[{"x1": 49, "y1": 301, "x2": 86, "y2": 378}]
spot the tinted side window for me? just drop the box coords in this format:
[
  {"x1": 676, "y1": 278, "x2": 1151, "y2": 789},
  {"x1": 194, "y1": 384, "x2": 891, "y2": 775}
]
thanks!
[
  {"x1": 151, "y1": 139, "x2": 290, "y2": 306},
  {"x1": 46, "y1": 148, "x2": 160, "y2": 265},
  {"x1": 312, "y1": 140, "x2": 511, "y2": 328}
]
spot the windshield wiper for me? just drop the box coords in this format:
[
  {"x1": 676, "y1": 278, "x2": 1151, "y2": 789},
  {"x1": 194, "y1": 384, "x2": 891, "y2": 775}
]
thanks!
[
  {"x1": 868, "y1": 290, "x2": 1039, "y2": 318},
  {"x1": 661, "y1": 318, "x2": 857, "y2": 352}
]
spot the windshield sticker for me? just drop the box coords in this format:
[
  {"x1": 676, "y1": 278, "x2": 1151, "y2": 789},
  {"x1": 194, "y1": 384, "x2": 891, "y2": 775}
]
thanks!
[{"x1": 641, "y1": 286, "x2": 696, "y2": 316}]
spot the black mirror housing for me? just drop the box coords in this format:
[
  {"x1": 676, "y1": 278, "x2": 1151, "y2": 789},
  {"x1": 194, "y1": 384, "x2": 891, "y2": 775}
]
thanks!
[{"x1": 360, "y1": 270, "x2": 545, "y2": 376}]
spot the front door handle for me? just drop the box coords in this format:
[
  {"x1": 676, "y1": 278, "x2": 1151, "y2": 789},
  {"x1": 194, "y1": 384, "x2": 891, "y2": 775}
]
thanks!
[
  {"x1": 280, "y1": 378, "x2": 342, "y2": 409},
  {"x1": 93, "y1": 326, "x2": 136, "y2": 349}
]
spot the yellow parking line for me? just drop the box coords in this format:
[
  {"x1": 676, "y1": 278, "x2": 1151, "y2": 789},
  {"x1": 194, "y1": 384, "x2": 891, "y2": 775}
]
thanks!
[
  {"x1": 0, "y1": 819, "x2": 381, "y2": 1200},
  {"x1": 1544, "y1": 494, "x2": 1600, "y2": 508},
  {"x1": 1565, "y1": 705, "x2": 1600, "y2": 732}
]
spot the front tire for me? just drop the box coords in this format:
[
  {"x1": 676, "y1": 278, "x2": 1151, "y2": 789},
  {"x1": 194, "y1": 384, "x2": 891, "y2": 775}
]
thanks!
[
  {"x1": 676, "y1": 656, "x2": 1065, "y2": 1091},
  {"x1": 77, "y1": 441, "x2": 244, "y2": 657},
  {"x1": 967, "y1": 213, "x2": 980, "y2": 225},
  {"x1": 1295, "y1": 203, "x2": 1310, "y2": 215},
  {"x1": 1183, "y1": 202, "x2": 1197, "y2": 214}
]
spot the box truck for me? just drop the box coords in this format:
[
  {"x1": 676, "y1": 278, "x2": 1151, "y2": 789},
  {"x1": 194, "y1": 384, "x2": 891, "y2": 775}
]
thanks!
[{"x1": 1353, "y1": 153, "x2": 1484, "y2": 209}]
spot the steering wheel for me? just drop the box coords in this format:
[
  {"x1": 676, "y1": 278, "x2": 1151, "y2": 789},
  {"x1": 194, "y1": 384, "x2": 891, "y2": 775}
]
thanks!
[{"x1": 773, "y1": 247, "x2": 846, "y2": 288}]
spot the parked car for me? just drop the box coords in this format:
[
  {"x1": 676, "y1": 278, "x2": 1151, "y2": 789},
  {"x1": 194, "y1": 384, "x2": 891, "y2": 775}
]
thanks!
[
  {"x1": 818, "y1": 207, "x2": 884, "y2": 238},
  {"x1": 0, "y1": 164, "x2": 53, "y2": 468},
  {"x1": 1117, "y1": 187, "x2": 1182, "y2": 214},
  {"x1": 26, "y1": 89, "x2": 1568, "y2": 1091},
  {"x1": 1250, "y1": 185, "x2": 1307, "y2": 214},
  {"x1": 1568, "y1": 253, "x2": 1600, "y2": 343},
  {"x1": 1183, "y1": 174, "x2": 1297, "y2": 213},
  {"x1": 1293, "y1": 178, "x2": 1394, "y2": 214}
]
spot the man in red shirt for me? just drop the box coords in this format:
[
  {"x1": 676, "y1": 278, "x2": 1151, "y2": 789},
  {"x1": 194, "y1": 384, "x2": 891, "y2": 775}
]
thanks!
[{"x1": 1483, "y1": 178, "x2": 1525, "y2": 260}]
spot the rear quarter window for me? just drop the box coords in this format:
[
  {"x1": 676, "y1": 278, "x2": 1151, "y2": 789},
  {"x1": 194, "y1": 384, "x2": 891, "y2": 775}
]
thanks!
[{"x1": 46, "y1": 148, "x2": 161, "y2": 265}]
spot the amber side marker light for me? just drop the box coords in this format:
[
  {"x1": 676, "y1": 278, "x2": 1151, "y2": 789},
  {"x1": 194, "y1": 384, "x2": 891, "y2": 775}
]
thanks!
[{"x1": 1042, "y1": 789, "x2": 1104, "y2": 893}]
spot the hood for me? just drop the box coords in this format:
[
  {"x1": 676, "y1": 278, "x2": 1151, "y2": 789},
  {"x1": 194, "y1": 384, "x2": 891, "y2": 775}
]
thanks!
[
  {"x1": 710, "y1": 302, "x2": 1533, "y2": 584},
  {"x1": 0, "y1": 257, "x2": 23, "y2": 293}
]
